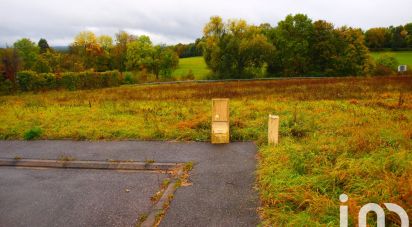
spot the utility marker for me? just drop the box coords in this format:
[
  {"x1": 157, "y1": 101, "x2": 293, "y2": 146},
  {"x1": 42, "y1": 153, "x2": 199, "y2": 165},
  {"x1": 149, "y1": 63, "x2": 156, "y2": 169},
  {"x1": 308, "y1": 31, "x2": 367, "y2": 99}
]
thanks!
[
  {"x1": 211, "y1": 98, "x2": 230, "y2": 144},
  {"x1": 268, "y1": 115, "x2": 279, "y2": 145}
]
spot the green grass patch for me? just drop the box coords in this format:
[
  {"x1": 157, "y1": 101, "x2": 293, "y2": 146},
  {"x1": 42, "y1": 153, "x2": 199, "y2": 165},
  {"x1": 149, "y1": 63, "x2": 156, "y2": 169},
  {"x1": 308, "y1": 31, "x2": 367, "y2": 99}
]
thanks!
[
  {"x1": 172, "y1": 57, "x2": 211, "y2": 80},
  {"x1": 23, "y1": 127, "x2": 42, "y2": 140},
  {"x1": 370, "y1": 51, "x2": 412, "y2": 67}
]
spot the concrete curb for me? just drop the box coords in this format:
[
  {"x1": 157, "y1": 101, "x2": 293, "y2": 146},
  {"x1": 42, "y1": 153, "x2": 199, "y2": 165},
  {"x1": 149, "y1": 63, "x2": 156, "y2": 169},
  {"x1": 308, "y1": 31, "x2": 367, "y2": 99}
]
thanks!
[
  {"x1": 141, "y1": 168, "x2": 183, "y2": 227},
  {"x1": 140, "y1": 179, "x2": 178, "y2": 227},
  {"x1": 0, "y1": 158, "x2": 181, "y2": 171}
]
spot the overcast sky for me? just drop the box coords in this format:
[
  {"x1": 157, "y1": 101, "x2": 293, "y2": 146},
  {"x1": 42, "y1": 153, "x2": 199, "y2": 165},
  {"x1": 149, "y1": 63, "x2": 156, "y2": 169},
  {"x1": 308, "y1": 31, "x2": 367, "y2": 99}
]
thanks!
[{"x1": 1, "y1": 0, "x2": 411, "y2": 46}]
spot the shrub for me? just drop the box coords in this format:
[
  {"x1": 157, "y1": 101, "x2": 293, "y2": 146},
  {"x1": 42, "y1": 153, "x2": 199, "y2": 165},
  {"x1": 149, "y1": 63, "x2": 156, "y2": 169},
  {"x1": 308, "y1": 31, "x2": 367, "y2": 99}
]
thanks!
[
  {"x1": 100, "y1": 71, "x2": 120, "y2": 87},
  {"x1": 123, "y1": 72, "x2": 135, "y2": 84},
  {"x1": 0, "y1": 77, "x2": 13, "y2": 94},
  {"x1": 78, "y1": 71, "x2": 97, "y2": 89},
  {"x1": 181, "y1": 70, "x2": 195, "y2": 80},
  {"x1": 60, "y1": 72, "x2": 79, "y2": 90},
  {"x1": 374, "y1": 64, "x2": 394, "y2": 76},
  {"x1": 7, "y1": 71, "x2": 123, "y2": 93},
  {"x1": 374, "y1": 54, "x2": 399, "y2": 75},
  {"x1": 17, "y1": 71, "x2": 37, "y2": 91},
  {"x1": 286, "y1": 109, "x2": 314, "y2": 139},
  {"x1": 59, "y1": 71, "x2": 121, "y2": 90},
  {"x1": 23, "y1": 127, "x2": 42, "y2": 140},
  {"x1": 17, "y1": 71, "x2": 57, "y2": 91},
  {"x1": 41, "y1": 73, "x2": 57, "y2": 89},
  {"x1": 27, "y1": 73, "x2": 57, "y2": 91}
]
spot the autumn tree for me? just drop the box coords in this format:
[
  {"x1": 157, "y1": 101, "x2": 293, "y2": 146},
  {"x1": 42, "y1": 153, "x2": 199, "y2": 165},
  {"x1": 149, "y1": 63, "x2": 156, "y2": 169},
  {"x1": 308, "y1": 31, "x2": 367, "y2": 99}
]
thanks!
[
  {"x1": 310, "y1": 20, "x2": 339, "y2": 75},
  {"x1": 1, "y1": 48, "x2": 20, "y2": 82},
  {"x1": 33, "y1": 50, "x2": 63, "y2": 73},
  {"x1": 112, "y1": 31, "x2": 136, "y2": 72},
  {"x1": 202, "y1": 16, "x2": 225, "y2": 73},
  {"x1": 335, "y1": 27, "x2": 373, "y2": 76},
  {"x1": 267, "y1": 14, "x2": 314, "y2": 76},
  {"x1": 365, "y1": 28, "x2": 389, "y2": 49},
  {"x1": 152, "y1": 46, "x2": 179, "y2": 78},
  {"x1": 202, "y1": 16, "x2": 275, "y2": 78},
  {"x1": 389, "y1": 26, "x2": 407, "y2": 49},
  {"x1": 38, "y1": 38, "x2": 50, "y2": 53},
  {"x1": 13, "y1": 38, "x2": 39, "y2": 70},
  {"x1": 363, "y1": 23, "x2": 412, "y2": 49},
  {"x1": 405, "y1": 23, "x2": 412, "y2": 47},
  {"x1": 126, "y1": 36, "x2": 179, "y2": 79},
  {"x1": 71, "y1": 31, "x2": 103, "y2": 70},
  {"x1": 126, "y1": 35, "x2": 154, "y2": 71},
  {"x1": 97, "y1": 35, "x2": 113, "y2": 51},
  {"x1": 95, "y1": 35, "x2": 113, "y2": 71},
  {"x1": 60, "y1": 53, "x2": 84, "y2": 72}
]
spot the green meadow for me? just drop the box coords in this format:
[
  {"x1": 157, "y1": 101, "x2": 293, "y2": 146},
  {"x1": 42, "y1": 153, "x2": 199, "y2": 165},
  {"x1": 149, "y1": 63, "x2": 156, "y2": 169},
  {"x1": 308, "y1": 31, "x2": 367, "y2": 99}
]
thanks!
[
  {"x1": 172, "y1": 56, "x2": 211, "y2": 80},
  {"x1": 370, "y1": 51, "x2": 412, "y2": 67},
  {"x1": 175, "y1": 52, "x2": 412, "y2": 81}
]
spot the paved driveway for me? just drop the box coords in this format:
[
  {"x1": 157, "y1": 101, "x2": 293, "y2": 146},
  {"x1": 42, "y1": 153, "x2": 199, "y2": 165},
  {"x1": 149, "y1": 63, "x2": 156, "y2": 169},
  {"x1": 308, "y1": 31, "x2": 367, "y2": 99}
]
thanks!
[
  {"x1": 0, "y1": 167, "x2": 166, "y2": 227},
  {"x1": 0, "y1": 140, "x2": 258, "y2": 227}
]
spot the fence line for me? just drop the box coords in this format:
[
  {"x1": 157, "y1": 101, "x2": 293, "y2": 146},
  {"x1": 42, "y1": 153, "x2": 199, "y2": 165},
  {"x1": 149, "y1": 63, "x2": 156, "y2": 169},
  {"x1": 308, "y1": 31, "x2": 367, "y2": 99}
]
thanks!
[{"x1": 136, "y1": 76, "x2": 365, "y2": 86}]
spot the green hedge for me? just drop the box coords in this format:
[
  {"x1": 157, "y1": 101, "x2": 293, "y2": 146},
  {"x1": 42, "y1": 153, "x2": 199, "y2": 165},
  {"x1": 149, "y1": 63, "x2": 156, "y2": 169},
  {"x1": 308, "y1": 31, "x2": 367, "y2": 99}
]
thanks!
[
  {"x1": 0, "y1": 77, "x2": 14, "y2": 95},
  {"x1": 15, "y1": 71, "x2": 122, "y2": 92}
]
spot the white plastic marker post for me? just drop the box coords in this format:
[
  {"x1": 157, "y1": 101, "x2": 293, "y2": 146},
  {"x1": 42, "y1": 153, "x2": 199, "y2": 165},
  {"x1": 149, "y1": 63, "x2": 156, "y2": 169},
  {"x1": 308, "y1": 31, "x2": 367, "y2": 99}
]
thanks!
[{"x1": 268, "y1": 115, "x2": 279, "y2": 145}]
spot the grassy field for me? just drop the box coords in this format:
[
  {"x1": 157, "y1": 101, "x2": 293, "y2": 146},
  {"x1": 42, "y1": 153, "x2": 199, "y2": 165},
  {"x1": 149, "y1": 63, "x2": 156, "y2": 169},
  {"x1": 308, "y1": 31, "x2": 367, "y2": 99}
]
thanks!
[
  {"x1": 370, "y1": 51, "x2": 412, "y2": 66},
  {"x1": 177, "y1": 53, "x2": 412, "y2": 82},
  {"x1": 1, "y1": 77, "x2": 411, "y2": 225},
  {"x1": 172, "y1": 56, "x2": 211, "y2": 80}
]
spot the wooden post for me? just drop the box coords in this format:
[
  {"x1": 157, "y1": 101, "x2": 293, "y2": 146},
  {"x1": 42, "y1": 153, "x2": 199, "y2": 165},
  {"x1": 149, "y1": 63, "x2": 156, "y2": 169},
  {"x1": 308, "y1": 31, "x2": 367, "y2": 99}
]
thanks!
[
  {"x1": 268, "y1": 115, "x2": 279, "y2": 145},
  {"x1": 211, "y1": 98, "x2": 230, "y2": 144}
]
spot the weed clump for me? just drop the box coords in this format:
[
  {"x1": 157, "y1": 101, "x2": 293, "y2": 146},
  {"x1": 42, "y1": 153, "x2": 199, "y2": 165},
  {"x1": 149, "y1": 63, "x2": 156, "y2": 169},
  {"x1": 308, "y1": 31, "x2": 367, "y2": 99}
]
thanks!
[
  {"x1": 58, "y1": 155, "x2": 76, "y2": 161},
  {"x1": 286, "y1": 107, "x2": 314, "y2": 139},
  {"x1": 23, "y1": 127, "x2": 42, "y2": 140}
]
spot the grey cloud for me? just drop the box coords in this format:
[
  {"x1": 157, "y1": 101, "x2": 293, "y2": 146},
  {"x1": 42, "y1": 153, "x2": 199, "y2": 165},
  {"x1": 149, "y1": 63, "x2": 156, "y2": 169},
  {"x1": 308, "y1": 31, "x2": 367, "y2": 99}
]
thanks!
[{"x1": 0, "y1": 0, "x2": 411, "y2": 46}]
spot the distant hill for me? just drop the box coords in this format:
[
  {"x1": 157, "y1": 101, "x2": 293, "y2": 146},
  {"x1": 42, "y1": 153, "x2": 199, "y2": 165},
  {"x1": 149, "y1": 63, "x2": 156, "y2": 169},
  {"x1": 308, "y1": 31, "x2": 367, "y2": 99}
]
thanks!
[{"x1": 52, "y1": 46, "x2": 69, "y2": 52}]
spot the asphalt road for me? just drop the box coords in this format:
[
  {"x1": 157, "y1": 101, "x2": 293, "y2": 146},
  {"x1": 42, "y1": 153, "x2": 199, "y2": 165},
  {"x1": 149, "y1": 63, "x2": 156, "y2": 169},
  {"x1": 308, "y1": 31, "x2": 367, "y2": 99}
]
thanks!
[
  {"x1": 0, "y1": 167, "x2": 166, "y2": 227},
  {"x1": 0, "y1": 140, "x2": 258, "y2": 227}
]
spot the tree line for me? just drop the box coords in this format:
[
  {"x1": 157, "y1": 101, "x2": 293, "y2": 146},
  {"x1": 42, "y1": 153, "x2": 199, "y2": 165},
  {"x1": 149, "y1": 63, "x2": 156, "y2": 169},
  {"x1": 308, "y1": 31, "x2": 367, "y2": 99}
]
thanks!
[
  {"x1": 365, "y1": 23, "x2": 412, "y2": 50},
  {"x1": 0, "y1": 31, "x2": 179, "y2": 85},
  {"x1": 201, "y1": 14, "x2": 410, "y2": 79},
  {"x1": 1, "y1": 13, "x2": 410, "y2": 91},
  {"x1": 173, "y1": 39, "x2": 203, "y2": 58},
  {"x1": 176, "y1": 20, "x2": 412, "y2": 58}
]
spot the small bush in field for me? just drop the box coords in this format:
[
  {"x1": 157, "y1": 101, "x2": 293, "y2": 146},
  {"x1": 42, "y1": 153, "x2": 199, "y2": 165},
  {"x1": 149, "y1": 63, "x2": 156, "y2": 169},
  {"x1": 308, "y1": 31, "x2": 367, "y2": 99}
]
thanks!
[
  {"x1": 182, "y1": 70, "x2": 195, "y2": 80},
  {"x1": 23, "y1": 127, "x2": 42, "y2": 140},
  {"x1": 286, "y1": 108, "x2": 313, "y2": 139},
  {"x1": 374, "y1": 54, "x2": 399, "y2": 75},
  {"x1": 124, "y1": 72, "x2": 135, "y2": 84},
  {"x1": 374, "y1": 64, "x2": 394, "y2": 76}
]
